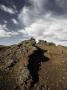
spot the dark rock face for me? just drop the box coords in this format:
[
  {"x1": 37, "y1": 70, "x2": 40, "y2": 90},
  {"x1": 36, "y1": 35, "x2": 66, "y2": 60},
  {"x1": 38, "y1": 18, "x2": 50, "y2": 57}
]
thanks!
[
  {"x1": 0, "y1": 38, "x2": 67, "y2": 90},
  {"x1": 28, "y1": 47, "x2": 49, "y2": 86}
]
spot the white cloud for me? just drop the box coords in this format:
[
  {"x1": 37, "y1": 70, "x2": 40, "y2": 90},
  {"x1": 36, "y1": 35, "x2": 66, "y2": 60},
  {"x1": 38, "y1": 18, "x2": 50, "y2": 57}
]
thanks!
[
  {"x1": 0, "y1": 25, "x2": 19, "y2": 37},
  {"x1": 10, "y1": 31, "x2": 19, "y2": 36},
  {"x1": 0, "y1": 25, "x2": 11, "y2": 37},
  {"x1": 18, "y1": 0, "x2": 47, "y2": 27},
  {"x1": 0, "y1": 5, "x2": 17, "y2": 14},
  {"x1": 18, "y1": 0, "x2": 67, "y2": 46},
  {"x1": 19, "y1": 14, "x2": 67, "y2": 46},
  {"x1": 12, "y1": 19, "x2": 18, "y2": 25},
  {"x1": 18, "y1": 29, "x2": 28, "y2": 35}
]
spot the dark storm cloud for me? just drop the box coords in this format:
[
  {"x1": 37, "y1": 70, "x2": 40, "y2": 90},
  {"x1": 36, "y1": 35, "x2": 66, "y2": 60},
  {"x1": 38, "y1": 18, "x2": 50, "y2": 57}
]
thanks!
[
  {"x1": 18, "y1": 0, "x2": 67, "y2": 46},
  {"x1": 0, "y1": 0, "x2": 27, "y2": 45},
  {"x1": 26, "y1": 0, "x2": 67, "y2": 15},
  {"x1": 0, "y1": 0, "x2": 25, "y2": 32},
  {"x1": 0, "y1": 0, "x2": 25, "y2": 12},
  {"x1": 0, "y1": 0, "x2": 67, "y2": 46},
  {"x1": 46, "y1": 0, "x2": 67, "y2": 15}
]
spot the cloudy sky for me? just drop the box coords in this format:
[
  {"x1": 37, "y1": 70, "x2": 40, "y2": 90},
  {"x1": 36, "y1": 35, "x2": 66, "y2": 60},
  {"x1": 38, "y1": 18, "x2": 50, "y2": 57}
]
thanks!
[{"x1": 0, "y1": 0, "x2": 67, "y2": 46}]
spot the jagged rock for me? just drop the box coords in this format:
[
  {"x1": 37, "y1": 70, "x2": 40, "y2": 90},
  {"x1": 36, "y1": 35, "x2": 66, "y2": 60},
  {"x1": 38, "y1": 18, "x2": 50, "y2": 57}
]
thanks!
[{"x1": 0, "y1": 38, "x2": 67, "y2": 90}]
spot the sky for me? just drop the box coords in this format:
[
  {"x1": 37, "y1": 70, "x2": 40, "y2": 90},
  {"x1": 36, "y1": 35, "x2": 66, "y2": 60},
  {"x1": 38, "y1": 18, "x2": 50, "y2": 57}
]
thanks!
[{"x1": 0, "y1": 0, "x2": 67, "y2": 46}]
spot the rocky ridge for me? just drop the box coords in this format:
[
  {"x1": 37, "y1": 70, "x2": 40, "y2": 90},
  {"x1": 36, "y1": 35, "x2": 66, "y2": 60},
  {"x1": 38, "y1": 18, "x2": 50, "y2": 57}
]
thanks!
[{"x1": 0, "y1": 38, "x2": 67, "y2": 90}]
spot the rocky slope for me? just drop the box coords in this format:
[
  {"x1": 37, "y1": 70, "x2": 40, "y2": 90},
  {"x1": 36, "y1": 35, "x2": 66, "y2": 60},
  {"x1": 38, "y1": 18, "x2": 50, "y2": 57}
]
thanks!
[{"x1": 0, "y1": 38, "x2": 67, "y2": 90}]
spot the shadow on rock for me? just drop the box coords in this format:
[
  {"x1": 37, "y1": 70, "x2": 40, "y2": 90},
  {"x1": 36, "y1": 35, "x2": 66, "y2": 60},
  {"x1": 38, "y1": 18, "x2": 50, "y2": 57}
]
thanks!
[
  {"x1": 0, "y1": 70, "x2": 21, "y2": 90},
  {"x1": 28, "y1": 46, "x2": 49, "y2": 86}
]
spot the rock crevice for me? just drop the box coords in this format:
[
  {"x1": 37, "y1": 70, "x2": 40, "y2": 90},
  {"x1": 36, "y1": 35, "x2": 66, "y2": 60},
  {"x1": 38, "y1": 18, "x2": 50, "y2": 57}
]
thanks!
[{"x1": 0, "y1": 38, "x2": 67, "y2": 90}]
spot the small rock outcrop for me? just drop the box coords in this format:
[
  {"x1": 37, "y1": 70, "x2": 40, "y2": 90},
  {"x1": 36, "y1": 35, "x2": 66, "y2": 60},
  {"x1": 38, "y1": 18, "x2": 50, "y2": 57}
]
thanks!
[{"x1": 0, "y1": 38, "x2": 67, "y2": 90}]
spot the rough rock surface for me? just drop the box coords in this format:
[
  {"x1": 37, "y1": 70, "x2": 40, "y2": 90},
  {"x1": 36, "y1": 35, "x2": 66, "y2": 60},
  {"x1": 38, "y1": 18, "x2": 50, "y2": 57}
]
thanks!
[{"x1": 0, "y1": 38, "x2": 67, "y2": 90}]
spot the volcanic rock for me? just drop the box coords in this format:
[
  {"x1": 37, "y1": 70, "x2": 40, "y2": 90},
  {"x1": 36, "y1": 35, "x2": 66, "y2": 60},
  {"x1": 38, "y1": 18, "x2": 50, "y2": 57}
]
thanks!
[{"x1": 0, "y1": 38, "x2": 67, "y2": 90}]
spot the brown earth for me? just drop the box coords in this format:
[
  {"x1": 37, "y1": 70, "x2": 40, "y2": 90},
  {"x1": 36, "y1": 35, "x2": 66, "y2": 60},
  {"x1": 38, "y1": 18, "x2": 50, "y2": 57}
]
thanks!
[{"x1": 0, "y1": 38, "x2": 67, "y2": 90}]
